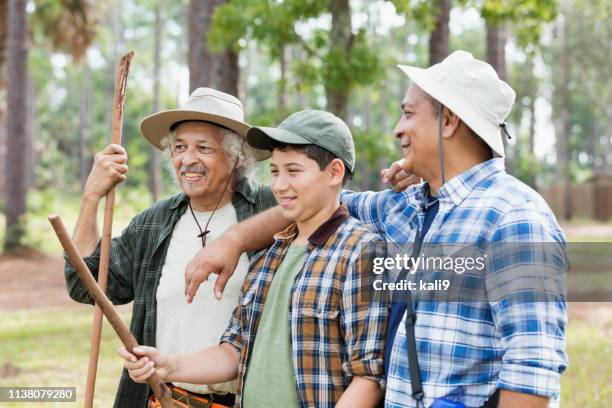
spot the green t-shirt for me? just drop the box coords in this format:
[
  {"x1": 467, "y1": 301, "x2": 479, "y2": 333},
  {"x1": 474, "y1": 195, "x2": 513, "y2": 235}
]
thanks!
[{"x1": 242, "y1": 244, "x2": 307, "y2": 408}]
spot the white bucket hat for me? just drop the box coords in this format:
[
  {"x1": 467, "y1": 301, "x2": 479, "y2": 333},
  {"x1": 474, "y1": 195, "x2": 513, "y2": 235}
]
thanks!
[
  {"x1": 398, "y1": 50, "x2": 516, "y2": 157},
  {"x1": 140, "y1": 87, "x2": 271, "y2": 161}
]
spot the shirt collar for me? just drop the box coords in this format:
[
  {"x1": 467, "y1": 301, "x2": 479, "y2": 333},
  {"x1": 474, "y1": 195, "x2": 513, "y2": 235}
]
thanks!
[
  {"x1": 168, "y1": 177, "x2": 258, "y2": 210},
  {"x1": 274, "y1": 204, "x2": 349, "y2": 246},
  {"x1": 436, "y1": 158, "x2": 505, "y2": 207},
  {"x1": 233, "y1": 177, "x2": 258, "y2": 204},
  {"x1": 169, "y1": 192, "x2": 189, "y2": 210}
]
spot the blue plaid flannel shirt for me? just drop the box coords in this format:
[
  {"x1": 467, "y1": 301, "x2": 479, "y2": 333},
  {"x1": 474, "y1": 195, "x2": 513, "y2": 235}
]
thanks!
[{"x1": 342, "y1": 158, "x2": 568, "y2": 408}]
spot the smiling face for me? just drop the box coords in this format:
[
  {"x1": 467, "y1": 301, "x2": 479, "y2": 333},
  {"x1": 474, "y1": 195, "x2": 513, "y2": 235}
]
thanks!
[
  {"x1": 171, "y1": 121, "x2": 234, "y2": 209},
  {"x1": 269, "y1": 148, "x2": 343, "y2": 226},
  {"x1": 394, "y1": 85, "x2": 440, "y2": 180}
]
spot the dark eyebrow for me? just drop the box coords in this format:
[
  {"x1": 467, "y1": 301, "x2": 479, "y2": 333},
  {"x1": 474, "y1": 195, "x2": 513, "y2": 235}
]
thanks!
[
  {"x1": 401, "y1": 102, "x2": 415, "y2": 111},
  {"x1": 269, "y1": 162, "x2": 305, "y2": 168}
]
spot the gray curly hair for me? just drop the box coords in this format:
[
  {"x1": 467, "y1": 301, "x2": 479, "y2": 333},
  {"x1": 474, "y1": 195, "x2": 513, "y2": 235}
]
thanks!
[{"x1": 160, "y1": 124, "x2": 257, "y2": 185}]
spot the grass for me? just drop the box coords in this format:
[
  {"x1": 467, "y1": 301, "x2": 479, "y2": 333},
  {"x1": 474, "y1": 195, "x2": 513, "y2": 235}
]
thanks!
[
  {"x1": 0, "y1": 308, "x2": 130, "y2": 407},
  {"x1": 0, "y1": 307, "x2": 610, "y2": 407},
  {"x1": 560, "y1": 317, "x2": 612, "y2": 406}
]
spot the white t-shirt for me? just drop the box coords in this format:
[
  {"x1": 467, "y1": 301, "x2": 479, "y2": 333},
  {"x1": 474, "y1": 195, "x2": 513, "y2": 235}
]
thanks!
[{"x1": 156, "y1": 202, "x2": 250, "y2": 394}]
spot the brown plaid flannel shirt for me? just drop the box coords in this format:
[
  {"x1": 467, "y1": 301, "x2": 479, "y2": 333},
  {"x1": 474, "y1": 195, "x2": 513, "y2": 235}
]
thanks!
[{"x1": 221, "y1": 204, "x2": 388, "y2": 408}]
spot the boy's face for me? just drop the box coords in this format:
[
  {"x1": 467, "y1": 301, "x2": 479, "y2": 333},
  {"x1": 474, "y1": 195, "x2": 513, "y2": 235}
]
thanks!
[{"x1": 270, "y1": 148, "x2": 341, "y2": 224}]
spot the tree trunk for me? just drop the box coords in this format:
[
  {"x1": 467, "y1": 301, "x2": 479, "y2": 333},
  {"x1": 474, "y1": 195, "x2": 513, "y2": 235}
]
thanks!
[
  {"x1": 527, "y1": 58, "x2": 537, "y2": 187},
  {"x1": 559, "y1": 17, "x2": 572, "y2": 220},
  {"x1": 526, "y1": 57, "x2": 536, "y2": 157},
  {"x1": 25, "y1": 74, "x2": 35, "y2": 191},
  {"x1": 429, "y1": 0, "x2": 451, "y2": 65},
  {"x1": 104, "y1": 0, "x2": 122, "y2": 136},
  {"x1": 0, "y1": 110, "x2": 5, "y2": 202},
  {"x1": 359, "y1": 162, "x2": 371, "y2": 191},
  {"x1": 188, "y1": 0, "x2": 238, "y2": 96},
  {"x1": 4, "y1": 0, "x2": 28, "y2": 250},
  {"x1": 485, "y1": 18, "x2": 512, "y2": 171},
  {"x1": 293, "y1": 46, "x2": 306, "y2": 108},
  {"x1": 149, "y1": 0, "x2": 163, "y2": 202},
  {"x1": 278, "y1": 44, "x2": 288, "y2": 115},
  {"x1": 591, "y1": 113, "x2": 598, "y2": 171},
  {"x1": 215, "y1": 49, "x2": 239, "y2": 96},
  {"x1": 78, "y1": 62, "x2": 93, "y2": 188},
  {"x1": 485, "y1": 19, "x2": 507, "y2": 80},
  {"x1": 0, "y1": 0, "x2": 7, "y2": 74},
  {"x1": 326, "y1": 0, "x2": 351, "y2": 120},
  {"x1": 602, "y1": 111, "x2": 611, "y2": 173}
]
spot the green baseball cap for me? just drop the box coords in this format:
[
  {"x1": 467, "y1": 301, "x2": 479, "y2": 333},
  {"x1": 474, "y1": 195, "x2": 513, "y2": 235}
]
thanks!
[{"x1": 246, "y1": 109, "x2": 355, "y2": 172}]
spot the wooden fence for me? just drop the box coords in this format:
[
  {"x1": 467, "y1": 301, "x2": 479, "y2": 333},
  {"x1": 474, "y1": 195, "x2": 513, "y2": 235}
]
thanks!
[{"x1": 539, "y1": 174, "x2": 612, "y2": 221}]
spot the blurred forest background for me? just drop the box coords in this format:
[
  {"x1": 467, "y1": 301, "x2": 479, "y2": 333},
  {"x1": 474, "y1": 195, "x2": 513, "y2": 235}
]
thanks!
[{"x1": 0, "y1": 0, "x2": 611, "y2": 251}]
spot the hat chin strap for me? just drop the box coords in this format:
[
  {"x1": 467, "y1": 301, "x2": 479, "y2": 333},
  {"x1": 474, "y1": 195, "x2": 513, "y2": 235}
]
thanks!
[{"x1": 437, "y1": 102, "x2": 446, "y2": 188}]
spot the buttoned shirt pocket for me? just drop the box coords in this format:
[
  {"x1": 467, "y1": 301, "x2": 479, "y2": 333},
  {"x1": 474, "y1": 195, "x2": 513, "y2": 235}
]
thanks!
[{"x1": 297, "y1": 305, "x2": 342, "y2": 355}]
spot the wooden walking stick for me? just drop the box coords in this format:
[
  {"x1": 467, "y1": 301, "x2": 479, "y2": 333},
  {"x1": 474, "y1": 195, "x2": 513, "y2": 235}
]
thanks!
[
  {"x1": 49, "y1": 215, "x2": 174, "y2": 408},
  {"x1": 85, "y1": 50, "x2": 134, "y2": 408}
]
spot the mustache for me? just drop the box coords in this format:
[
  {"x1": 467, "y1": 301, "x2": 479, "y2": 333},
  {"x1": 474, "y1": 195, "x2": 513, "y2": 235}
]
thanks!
[{"x1": 180, "y1": 165, "x2": 208, "y2": 175}]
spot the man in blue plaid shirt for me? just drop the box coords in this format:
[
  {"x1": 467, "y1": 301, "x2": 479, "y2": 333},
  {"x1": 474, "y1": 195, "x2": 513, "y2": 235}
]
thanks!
[
  {"x1": 341, "y1": 51, "x2": 568, "y2": 407},
  {"x1": 186, "y1": 50, "x2": 568, "y2": 408}
]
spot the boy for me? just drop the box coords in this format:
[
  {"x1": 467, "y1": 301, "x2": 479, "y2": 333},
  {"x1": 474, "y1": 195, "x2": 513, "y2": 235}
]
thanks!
[{"x1": 118, "y1": 110, "x2": 387, "y2": 408}]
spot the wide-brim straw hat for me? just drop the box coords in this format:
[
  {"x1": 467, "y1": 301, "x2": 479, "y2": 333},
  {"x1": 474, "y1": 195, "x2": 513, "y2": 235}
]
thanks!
[
  {"x1": 140, "y1": 87, "x2": 271, "y2": 161},
  {"x1": 398, "y1": 50, "x2": 516, "y2": 158}
]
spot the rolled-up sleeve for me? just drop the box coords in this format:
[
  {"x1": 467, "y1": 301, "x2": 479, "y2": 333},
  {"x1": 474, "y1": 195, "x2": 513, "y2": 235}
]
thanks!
[
  {"x1": 340, "y1": 237, "x2": 388, "y2": 390},
  {"x1": 488, "y1": 205, "x2": 568, "y2": 397},
  {"x1": 64, "y1": 224, "x2": 136, "y2": 306},
  {"x1": 220, "y1": 301, "x2": 243, "y2": 352},
  {"x1": 492, "y1": 300, "x2": 567, "y2": 396}
]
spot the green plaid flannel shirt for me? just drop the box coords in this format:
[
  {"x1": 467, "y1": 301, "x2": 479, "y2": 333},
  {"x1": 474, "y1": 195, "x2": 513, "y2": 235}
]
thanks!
[{"x1": 64, "y1": 178, "x2": 276, "y2": 408}]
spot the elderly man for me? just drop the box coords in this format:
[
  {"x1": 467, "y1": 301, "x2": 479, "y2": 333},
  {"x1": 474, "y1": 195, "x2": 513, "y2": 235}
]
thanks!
[
  {"x1": 64, "y1": 88, "x2": 276, "y2": 408},
  {"x1": 185, "y1": 52, "x2": 568, "y2": 408}
]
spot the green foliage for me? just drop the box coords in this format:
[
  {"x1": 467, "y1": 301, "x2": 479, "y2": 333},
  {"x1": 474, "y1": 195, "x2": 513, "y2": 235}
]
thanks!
[
  {"x1": 207, "y1": 0, "x2": 397, "y2": 179},
  {"x1": 352, "y1": 129, "x2": 396, "y2": 166},
  {"x1": 538, "y1": 0, "x2": 611, "y2": 185},
  {"x1": 209, "y1": 0, "x2": 385, "y2": 121},
  {"x1": 478, "y1": 0, "x2": 558, "y2": 49},
  {"x1": 566, "y1": 0, "x2": 612, "y2": 116},
  {"x1": 389, "y1": 0, "x2": 470, "y2": 31},
  {"x1": 511, "y1": 134, "x2": 541, "y2": 186},
  {"x1": 25, "y1": 0, "x2": 186, "y2": 203},
  {"x1": 209, "y1": 0, "x2": 327, "y2": 54},
  {"x1": 322, "y1": 28, "x2": 382, "y2": 93},
  {"x1": 5, "y1": 0, "x2": 606, "y2": 231}
]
